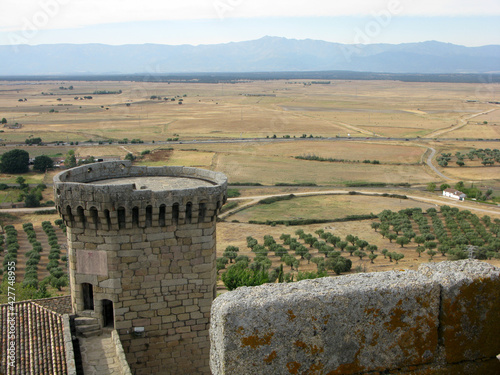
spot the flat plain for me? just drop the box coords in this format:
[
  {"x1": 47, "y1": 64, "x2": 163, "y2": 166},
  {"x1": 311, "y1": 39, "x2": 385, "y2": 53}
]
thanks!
[{"x1": 1, "y1": 78, "x2": 500, "y2": 282}]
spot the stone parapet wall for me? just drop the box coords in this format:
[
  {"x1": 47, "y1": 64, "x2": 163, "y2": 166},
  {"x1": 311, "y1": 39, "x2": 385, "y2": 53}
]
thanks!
[
  {"x1": 112, "y1": 330, "x2": 132, "y2": 375},
  {"x1": 62, "y1": 315, "x2": 77, "y2": 375},
  {"x1": 210, "y1": 260, "x2": 500, "y2": 375}
]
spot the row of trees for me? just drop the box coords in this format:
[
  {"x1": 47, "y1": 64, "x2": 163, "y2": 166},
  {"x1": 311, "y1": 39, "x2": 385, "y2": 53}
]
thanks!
[
  {"x1": 217, "y1": 226, "x2": 409, "y2": 290},
  {"x1": 437, "y1": 148, "x2": 500, "y2": 167},
  {"x1": 0, "y1": 220, "x2": 69, "y2": 303},
  {"x1": 42, "y1": 221, "x2": 68, "y2": 291},
  {"x1": 375, "y1": 207, "x2": 500, "y2": 261}
]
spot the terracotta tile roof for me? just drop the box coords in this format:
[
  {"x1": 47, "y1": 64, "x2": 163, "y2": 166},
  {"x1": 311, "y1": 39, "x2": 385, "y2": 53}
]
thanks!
[
  {"x1": 33, "y1": 296, "x2": 72, "y2": 316},
  {"x1": 0, "y1": 298, "x2": 71, "y2": 375}
]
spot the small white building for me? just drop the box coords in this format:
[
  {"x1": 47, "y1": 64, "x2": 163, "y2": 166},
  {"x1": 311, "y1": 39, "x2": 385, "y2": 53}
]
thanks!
[{"x1": 443, "y1": 188, "x2": 466, "y2": 201}]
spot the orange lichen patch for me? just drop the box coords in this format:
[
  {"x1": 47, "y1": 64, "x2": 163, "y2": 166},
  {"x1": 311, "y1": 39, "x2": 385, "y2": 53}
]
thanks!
[
  {"x1": 364, "y1": 307, "x2": 381, "y2": 318},
  {"x1": 326, "y1": 361, "x2": 366, "y2": 375},
  {"x1": 383, "y1": 305, "x2": 407, "y2": 333},
  {"x1": 415, "y1": 296, "x2": 431, "y2": 309},
  {"x1": 240, "y1": 331, "x2": 275, "y2": 349},
  {"x1": 307, "y1": 362, "x2": 325, "y2": 374},
  {"x1": 441, "y1": 278, "x2": 500, "y2": 362},
  {"x1": 294, "y1": 340, "x2": 325, "y2": 356},
  {"x1": 323, "y1": 314, "x2": 330, "y2": 325},
  {"x1": 287, "y1": 361, "x2": 301, "y2": 374},
  {"x1": 311, "y1": 316, "x2": 317, "y2": 322},
  {"x1": 397, "y1": 315, "x2": 437, "y2": 362},
  {"x1": 236, "y1": 326, "x2": 245, "y2": 335},
  {"x1": 263, "y1": 350, "x2": 277, "y2": 364},
  {"x1": 287, "y1": 309, "x2": 297, "y2": 322},
  {"x1": 382, "y1": 299, "x2": 438, "y2": 364}
]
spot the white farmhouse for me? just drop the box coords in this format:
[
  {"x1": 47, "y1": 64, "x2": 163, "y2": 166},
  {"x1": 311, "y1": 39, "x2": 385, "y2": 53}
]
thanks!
[{"x1": 443, "y1": 188, "x2": 466, "y2": 201}]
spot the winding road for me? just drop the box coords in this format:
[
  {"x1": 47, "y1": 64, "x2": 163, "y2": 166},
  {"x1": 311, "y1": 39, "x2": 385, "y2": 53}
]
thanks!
[{"x1": 426, "y1": 147, "x2": 453, "y2": 181}]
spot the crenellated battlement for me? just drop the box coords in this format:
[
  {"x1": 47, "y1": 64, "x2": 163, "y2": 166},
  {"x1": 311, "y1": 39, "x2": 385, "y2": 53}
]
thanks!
[{"x1": 54, "y1": 161, "x2": 227, "y2": 230}]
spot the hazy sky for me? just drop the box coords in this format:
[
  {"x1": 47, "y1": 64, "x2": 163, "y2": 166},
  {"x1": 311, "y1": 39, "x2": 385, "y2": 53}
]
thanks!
[{"x1": 1, "y1": 0, "x2": 499, "y2": 46}]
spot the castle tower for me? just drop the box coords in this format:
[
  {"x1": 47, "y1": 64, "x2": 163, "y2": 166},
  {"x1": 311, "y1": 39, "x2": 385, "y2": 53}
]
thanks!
[{"x1": 54, "y1": 161, "x2": 227, "y2": 374}]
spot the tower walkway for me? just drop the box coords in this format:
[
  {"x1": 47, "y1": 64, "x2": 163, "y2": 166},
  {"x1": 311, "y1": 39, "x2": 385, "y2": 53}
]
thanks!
[{"x1": 79, "y1": 331, "x2": 122, "y2": 375}]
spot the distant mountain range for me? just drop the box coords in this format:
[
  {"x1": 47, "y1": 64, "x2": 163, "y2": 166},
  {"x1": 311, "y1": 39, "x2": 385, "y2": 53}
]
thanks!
[{"x1": 1, "y1": 36, "x2": 499, "y2": 76}]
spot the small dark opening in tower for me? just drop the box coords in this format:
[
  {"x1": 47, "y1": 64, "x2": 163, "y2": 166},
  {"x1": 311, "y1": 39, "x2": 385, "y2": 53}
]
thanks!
[
  {"x1": 146, "y1": 205, "x2": 153, "y2": 227},
  {"x1": 104, "y1": 209, "x2": 111, "y2": 228},
  {"x1": 117, "y1": 207, "x2": 126, "y2": 229},
  {"x1": 132, "y1": 207, "x2": 139, "y2": 227},
  {"x1": 198, "y1": 203, "x2": 206, "y2": 223},
  {"x1": 82, "y1": 283, "x2": 94, "y2": 310},
  {"x1": 102, "y1": 299, "x2": 114, "y2": 328},
  {"x1": 66, "y1": 205, "x2": 74, "y2": 223},
  {"x1": 159, "y1": 204, "x2": 166, "y2": 226},
  {"x1": 172, "y1": 203, "x2": 179, "y2": 224},
  {"x1": 90, "y1": 207, "x2": 98, "y2": 227},
  {"x1": 186, "y1": 202, "x2": 192, "y2": 224},
  {"x1": 77, "y1": 206, "x2": 86, "y2": 227}
]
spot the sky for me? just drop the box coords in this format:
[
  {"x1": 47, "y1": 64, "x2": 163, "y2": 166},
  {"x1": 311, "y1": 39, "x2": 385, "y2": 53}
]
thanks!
[{"x1": 0, "y1": 0, "x2": 499, "y2": 47}]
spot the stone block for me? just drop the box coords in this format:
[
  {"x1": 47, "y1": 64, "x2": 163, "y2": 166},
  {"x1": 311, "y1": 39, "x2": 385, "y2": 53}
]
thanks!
[
  {"x1": 210, "y1": 271, "x2": 440, "y2": 375},
  {"x1": 99, "y1": 278, "x2": 122, "y2": 289},
  {"x1": 418, "y1": 260, "x2": 500, "y2": 363},
  {"x1": 118, "y1": 250, "x2": 144, "y2": 257}
]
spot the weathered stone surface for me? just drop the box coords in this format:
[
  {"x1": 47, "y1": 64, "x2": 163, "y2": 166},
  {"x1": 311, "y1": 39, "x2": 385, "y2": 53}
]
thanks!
[
  {"x1": 418, "y1": 260, "x2": 500, "y2": 363},
  {"x1": 99, "y1": 278, "x2": 122, "y2": 289},
  {"x1": 210, "y1": 271, "x2": 440, "y2": 375}
]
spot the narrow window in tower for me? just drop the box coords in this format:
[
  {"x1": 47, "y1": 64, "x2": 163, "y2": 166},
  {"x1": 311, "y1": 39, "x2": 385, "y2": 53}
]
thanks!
[
  {"x1": 146, "y1": 205, "x2": 153, "y2": 227},
  {"x1": 172, "y1": 203, "x2": 179, "y2": 224},
  {"x1": 104, "y1": 209, "x2": 111, "y2": 228},
  {"x1": 66, "y1": 205, "x2": 74, "y2": 223},
  {"x1": 198, "y1": 202, "x2": 206, "y2": 223},
  {"x1": 159, "y1": 204, "x2": 166, "y2": 226},
  {"x1": 132, "y1": 207, "x2": 139, "y2": 227},
  {"x1": 77, "y1": 206, "x2": 86, "y2": 227},
  {"x1": 118, "y1": 207, "x2": 126, "y2": 229},
  {"x1": 186, "y1": 202, "x2": 193, "y2": 224},
  {"x1": 90, "y1": 207, "x2": 98, "y2": 228}
]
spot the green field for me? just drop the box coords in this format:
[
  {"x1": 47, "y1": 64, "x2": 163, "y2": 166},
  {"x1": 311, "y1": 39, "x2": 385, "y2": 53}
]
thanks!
[{"x1": 230, "y1": 194, "x2": 437, "y2": 223}]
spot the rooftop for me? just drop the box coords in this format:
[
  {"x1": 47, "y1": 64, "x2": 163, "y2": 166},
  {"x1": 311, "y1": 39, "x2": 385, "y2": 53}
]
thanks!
[
  {"x1": 90, "y1": 176, "x2": 216, "y2": 190},
  {"x1": 0, "y1": 296, "x2": 72, "y2": 375}
]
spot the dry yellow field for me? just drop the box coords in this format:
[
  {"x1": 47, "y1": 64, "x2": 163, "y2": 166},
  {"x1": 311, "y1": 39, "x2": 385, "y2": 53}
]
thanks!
[
  {"x1": 1, "y1": 80, "x2": 499, "y2": 189},
  {"x1": 1, "y1": 80, "x2": 498, "y2": 142}
]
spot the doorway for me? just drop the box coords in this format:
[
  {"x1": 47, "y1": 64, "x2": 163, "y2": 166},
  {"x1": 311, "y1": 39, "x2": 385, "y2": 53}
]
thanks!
[
  {"x1": 102, "y1": 299, "x2": 114, "y2": 328},
  {"x1": 82, "y1": 283, "x2": 94, "y2": 310}
]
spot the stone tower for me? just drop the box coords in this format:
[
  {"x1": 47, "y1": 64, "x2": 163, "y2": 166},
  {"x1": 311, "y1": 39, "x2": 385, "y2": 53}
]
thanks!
[{"x1": 54, "y1": 161, "x2": 227, "y2": 374}]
